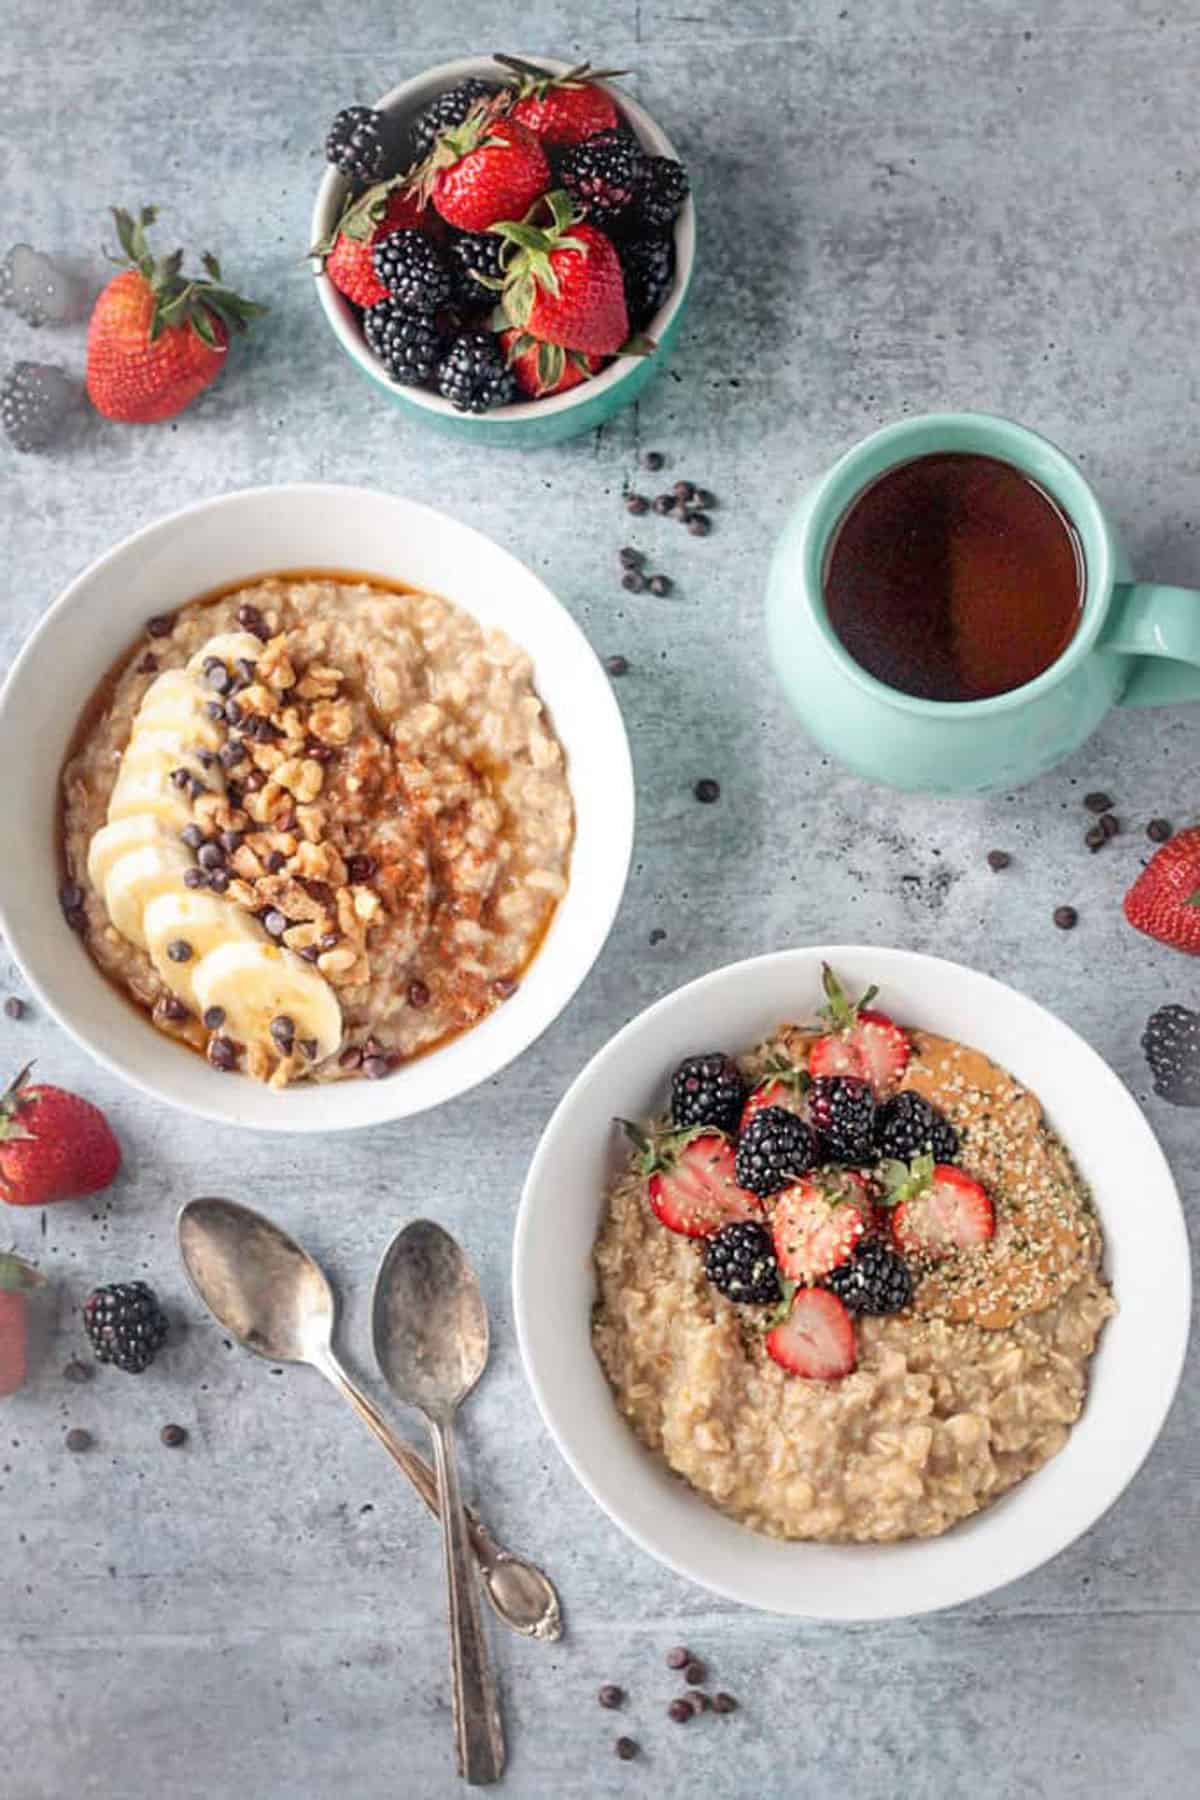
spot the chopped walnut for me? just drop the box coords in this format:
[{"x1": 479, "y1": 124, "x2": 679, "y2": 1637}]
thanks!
[
  {"x1": 273, "y1": 756, "x2": 324, "y2": 803},
  {"x1": 282, "y1": 921, "x2": 321, "y2": 951},
  {"x1": 239, "y1": 681, "x2": 277, "y2": 717},
  {"x1": 227, "y1": 878, "x2": 259, "y2": 910},
  {"x1": 318, "y1": 945, "x2": 357, "y2": 978},
  {"x1": 308, "y1": 699, "x2": 354, "y2": 745},
  {"x1": 295, "y1": 664, "x2": 344, "y2": 701},
  {"x1": 295, "y1": 803, "x2": 326, "y2": 844},
  {"x1": 231, "y1": 842, "x2": 265, "y2": 882},
  {"x1": 251, "y1": 741, "x2": 286, "y2": 775},
  {"x1": 274, "y1": 704, "x2": 306, "y2": 742},
  {"x1": 258, "y1": 635, "x2": 297, "y2": 692},
  {"x1": 352, "y1": 884, "x2": 382, "y2": 924}
]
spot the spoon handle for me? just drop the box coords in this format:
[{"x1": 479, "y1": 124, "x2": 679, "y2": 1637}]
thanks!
[
  {"x1": 430, "y1": 1414, "x2": 506, "y2": 1786},
  {"x1": 312, "y1": 1350, "x2": 561, "y2": 1641}
]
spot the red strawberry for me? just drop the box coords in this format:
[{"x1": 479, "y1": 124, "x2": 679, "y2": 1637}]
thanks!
[
  {"x1": 86, "y1": 206, "x2": 264, "y2": 424},
  {"x1": 770, "y1": 1171, "x2": 871, "y2": 1282},
  {"x1": 765, "y1": 1287, "x2": 857, "y2": 1379},
  {"x1": 499, "y1": 327, "x2": 603, "y2": 398},
  {"x1": 0, "y1": 1254, "x2": 43, "y2": 1397},
  {"x1": 422, "y1": 112, "x2": 550, "y2": 231},
  {"x1": 808, "y1": 964, "x2": 909, "y2": 1097},
  {"x1": 1124, "y1": 825, "x2": 1200, "y2": 955},
  {"x1": 495, "y1": 190, "x2": 629, "y2": 354},
  {"x1": 498, "y1": 56, "x2": 623, "y2": 146},
  {"x1": 620, "y1": 1121, "x2": 759, "y2": 1238},
  {"x1": 0, "y1": 1065, "x2": 121, "y2": 1207},
  {"x1": 739, "y1": 1059, "x2": 810, "y2": 1131},
  {"x1": 322, "y1": 185, "x2": 429, "y2": 309},
  {"x1": 890, "y1": 1161, "x2": 994, "y2": 1257}
]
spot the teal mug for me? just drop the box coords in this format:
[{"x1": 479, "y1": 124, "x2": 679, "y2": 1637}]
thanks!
[{"x1": 765, "y1": 411, "x2": 1200, "y2": 792}]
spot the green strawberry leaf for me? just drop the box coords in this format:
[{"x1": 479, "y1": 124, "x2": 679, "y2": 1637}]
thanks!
[
  {"x1": 1185, "y1": 888, "x2": 1200, "y2": 907},
  {"x1": 878, "y1": 1153, "x2": 934, "y2": 1205},
  {"x1": 759, "y1": 1277, "x2": 798, "y2": 1332}
]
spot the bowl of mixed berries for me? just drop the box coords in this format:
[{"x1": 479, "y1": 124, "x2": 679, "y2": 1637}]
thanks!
[{"x1": 310, "y1": 54, "x2": 694, "y2": 446}]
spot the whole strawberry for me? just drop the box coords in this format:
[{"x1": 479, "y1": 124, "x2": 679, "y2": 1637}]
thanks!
[
  {"x1": 1125, "y1": 826, "x2": 1200, "y2": 954},
  {"x1": 320, "y1": 183, "x2": 429, "y2": 309},
  {"x1": 499, "y1": 327, "x2": 603, "y2": 397},
  {"x1": 0, "y1": 1065, "x2": 121, "y2": 1207},
  {"x1": 420, "y1": 110, "x2": 550, "y2": 231},
  {"x1": 496, "y1": 55, "x2": 624, "y2": 146},
  {"x1": 86, "y1": 206, "x2": 265, "y2": 423},
  {"x1": 0, "y1": 1254, "x2": 44, "y2": 1397},
  {"x1": 495, "y1": 190, "x2": 629, "y2": 354}
]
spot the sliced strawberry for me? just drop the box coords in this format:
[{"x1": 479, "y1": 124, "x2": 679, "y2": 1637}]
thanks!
[
  {"x1": 739, "y1": 1063, "x2": 809, "y2": 1131},
  {"x1": 892, "y1": 1164, "x2": 994, "y2": 1258},
  {"x1": 770, "y1": 1171, "x2": 871, "y2": 1282},
  {"x1": 853, "y1": 1010, "x2": 910, "y2": 1096},
  {"x1": 808, "y1": 965, "x2": 909, "y2": 1098},
  {"x1": 765, "y1": 1287, "x2": 856, "y2": 1379},
  {"x1": 620, "y1": 1122, "x2": 759, "y2": 1238},
  {"x1": 807, "y1": 1035, "x2": 866, "y2": 1081}
]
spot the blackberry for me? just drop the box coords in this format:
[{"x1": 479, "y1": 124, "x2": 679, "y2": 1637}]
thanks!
[
  {"x1": 825, "y1": 1243, "x2": 914, "y2": 1316},
  {"x1": 703, "y1": 1221, "x2": 781, "y2": 1306},
  {"x1": 437, "y1": 331, "x2": 518, "y2": 413},
  {"x1": 325, "y1": 106, "x2": 389, "y2": 185},
  {"x1": 1142, "y1": 1003, "x2": 1200, "y2": 1107},
  {"x1": 637, "y1": 156, "x2": 690, "y2": 231},
  {"x1": 734, "y1": 1106, "x2": 821, "y2": 1197},
  {"x1": 620, "y1": 234, "x2": 674, "y2": 331},
  {"x1": 874, "y1": 1091, "x2": 960, "y2": 1163},
  {"x1": 447, "y1": 230, "x2": 508, "y2": 309},
  {"x1": 371, "y1": 230, "x2": 453, "y2": 314},
  {"x1": 83, "y1": 1281, "x2": 169, "y2": 1374},
  {"x1": 560, "y1": 129, "x2": 648, "y2": 225},
  {"x1": 363, "y1": 300, "x2": 442, "y2": 386},
  {"x1": 412, "y1": 78, "x2": 497, "y2": 158},
  {"x1": 809, "y1": 1076, "x2": 876, "y2": 1163},
  {"x1": 670, "y1": 1052, "x2": 745, "y2": 1135}
]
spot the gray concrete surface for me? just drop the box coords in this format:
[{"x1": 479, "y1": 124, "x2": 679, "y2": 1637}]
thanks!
[{"x1": 2, "y1": 2, "x2": 1198, "y2": 1795}]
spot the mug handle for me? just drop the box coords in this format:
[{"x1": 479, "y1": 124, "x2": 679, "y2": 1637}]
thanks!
[{"x1": 1100, "y1": 583, "x2": 1200, "y2": 707}]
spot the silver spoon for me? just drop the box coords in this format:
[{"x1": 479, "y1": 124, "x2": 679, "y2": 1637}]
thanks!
[
  {"x1": 177, "y1": 1197, "x2": 561, "y2": 1644},
  {"x1": 373, "y1": 1220, "x2": 504, "y2": 1788}
]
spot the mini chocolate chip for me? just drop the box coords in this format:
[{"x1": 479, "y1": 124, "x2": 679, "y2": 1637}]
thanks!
[
  {"x1": 208, "y1": 869, "x2": 230, "y2": 893},
  {"x1": 205, "y1": 663, "x2": 232, "y2": 695},
  {"x1": 1100, "y1": 812, "x2": 1120, "y2": 839},
  {"x1": 1085, "y1": 824, "x2": 1106, "y2": 852},
  {"x1": 236, "y1": 604, "x2": 269, "y2": 639},
  {"x1": 224, "y1": 698, "x2": 243, "y2": 725},
  {"x1": 687, "y1": 1690, "x2": 709, "y2": 1712},
  {"x1": 207, "y1": 1035, "x2": 237, "y2": 1071},
  {"x1": 263, "y1": 910, "x2": 287, "y2": 938},
  {"x1": 1147, "y1": 818, "x2": 1173, "y2": 842},
  {"x1": 65, "y1": 1428, "x2": 93, "y2": 1454},
  {"x1": 618, "y1": 546, "x2": 645, "y2": 569},
  {"x1": 494, "y1": 978, "x2": 519, "y2": 1000},
  {"x1": 136, "y1": 651, "x2": 159, "y2": 675},
  {"x1": 338, "y1": 1045, "x2": 363, "y2": 1069},
  {"x1": 987, "y1": 849, "x2": 1011, "y2": 871},
  {"x1": 666, "y1": 1647, "x2": 690, "y2": 1670},
  {"x1": 160, "y1": 1423, "x2": 188, "y2": 1448},
  {"x1": 64, "y1": 907, "x2": 86, "y2": 934},
  {"x1": 219, "y1": 829, "x2": 243, "y2": 853},
  {"x1": 363, "y1": 1055, "x2": 390, "y2": 1080},
  {"x1": 615, "y1": 1738, "x2": 639, "y2": 1761},
  {"x1": 692, "y1": 487, "x2": 716, "y2": 509},
  {"x1": 712, "y1": 1692, "x2": 737, "y2": 1714},
  {"x1": 204, "y1": 699, "x2": 224, "y2": 720},
  {"x1": 202, "y1": 1006, "x2": 226, "y2": 1030},
  {"x1": 181, "y1": 823, "x2": 206, "y2": 849},
  {"x1": 146, "y1": 613, "x2": 174, "y2": 638},
  {"x1": 1054, "y1": 905, "x2": 1078, "y2": 930},
  {"x1": 648, "y1": 574, "x2": 672, "y2": 597},
  {"x1": 189, "y1": 776, "x2": 208, "y2": 799},
  {"x1": 4, "y1": 996, "x2": 25, "y2": 1020},
  {"x1": 652, "y1": 492, "x2": 675, "y2": 515},
  {"x1": 624, "y1": 492, "x2": 649, "y2": 515},
  {"x1": 299, "y1": 945, "x2": 320, "y2": 963},
  {"x1": 687, "y1": 512, "x2": 712, "y2": 536},
  {"x1": 264, "y1": 850, "x2": 286, "y2": 874},
  {"x1": 684, "y1": 1660, "x2": 706, "y2": 1685},
  {"x1": 643, "y1": 450, "x2": 664, "y2": 471},
  {"x1": 363, "y1": 1036, "x2": 385, "y2": 1057},
  {"x1": 649, "y1": 927, "x2": 667, "y2": 944},
  {"x1": 299, "y1": 1038, "x2": 318, "y2": 1060},
  {"x1": 598, "y1": 1685, "x2": 623, "y2": 1710},
  {"x1": 169, "y1": 767, "x2": 191, "y2": 789},
  {"x1": 694, "y1": 778, "x2": 720, "y2": 803},
  {"x1": 63, "y1": 1360, "x2": 94, "y2": 1384},
  {"x1": 179, "y1": 864, "x2": 204, "y2": 890},
  {"x1": 347, "y1": 854, "x2": 376, "y2": 883},
  {"x1": 621, "y1": 570, "x2": 646, "y2": 593},
  {"x1": 167, "y1": 938, "x2": 193, "y2": 962},
  {"x1": 605, "y1": 654, "x2": 629, "y2": 676},
  {"x1": 161, "y1": 995, "x2": 188, "y2": 1022},
  {"x1": 672, "y1": 480, "x2": 695, "y2": 502},
  {"x1": 196, "y1": 749, "x2": 217, "y2": 770},
  {"x1": 235, "y1": 657, "x2": 257, "y2": 684},
  {"x1": 668, "y1": 1699, "x2": 693, "y2": 1723},
  {"x1": 197, "y1": 842, "x2": 225, "y2": 871},
  {"x1": 318, "y1": 931, "x2": 339, "y2": 951},
  {"x1": 1084, "y1": 791, "x2": 1113, "y2": 813},
  {"x1": 407, "y1": 980, "x2": 431, "y2": 1008},
  {"x1": 270, "y1": 1014, "x2": 295, "y2": 1050},
  {"x1": 59, "y1": 882, "x2": 83, "y2": 912}
]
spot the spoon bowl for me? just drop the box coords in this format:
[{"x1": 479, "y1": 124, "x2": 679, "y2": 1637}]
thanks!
[
  {"x1": 177, "y1": 1195, "x2": 334, "y2": 1364},
  {"x1": 373, "y1": 1219, "x2": 489, "y2": 1418}
]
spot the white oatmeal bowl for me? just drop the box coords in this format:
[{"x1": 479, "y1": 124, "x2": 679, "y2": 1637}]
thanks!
[
  {"x1": 0, "y1": 484, "x2": 633, "y2": 1131},
  {"x1": 513, "y1": 946, "x2": 1190, "y2": 1619}
]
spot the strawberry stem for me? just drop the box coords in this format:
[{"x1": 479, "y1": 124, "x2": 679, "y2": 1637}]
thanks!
[{"x1": 107, "y1": 205, "x2": 267, "y2": 345}]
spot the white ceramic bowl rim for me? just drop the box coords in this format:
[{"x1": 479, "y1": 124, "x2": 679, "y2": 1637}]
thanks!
[
  {"x1": 0, "y1": 482, "x2": 634, "y2": 1132},
  {"x1": 310, "y1": 54, "x2": 696, "y2": 424},
  {"x1": 513, "y1": 945, "x2": 1191, "y2": 1620}
]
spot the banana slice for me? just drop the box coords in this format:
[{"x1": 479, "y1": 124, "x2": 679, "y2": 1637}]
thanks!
[
  {"x1": 142, "y1": 890, "x2": 260, "y2": 1008},
  {"x1": 103, "y1": 841, "x2": 194, "y2": 949},
  {"x1": 107, "y1": 762, "x2": 196, "y2": 832},
  {"x1": 87, "y1": 815, "x2": 180, "y2": 891},
  {"x1": 187, "y1": 632, "x2": 265, "y2": 677},
  {"x1": 132, "y1": 672, "x2": 223, "y2": 753},
  {"x1": 124, "y1": 726, "x2": 223, "y2": 769},
  {"x1": 191, "y1": 940, "x2": 342, "y2": 1064}
]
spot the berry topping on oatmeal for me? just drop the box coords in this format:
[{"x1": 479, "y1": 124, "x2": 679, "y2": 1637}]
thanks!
[
  {"x1": 888, "y1": 1160, "x2": 996, "y2": 1258},
  {"x1": 824, "y1": 1241, "x2": 914, "y2": 1315},
  {"x1": 702, "y1": 1220, "x2": 782, "y2": 1306},
  {"x1": 873, "y1": 1089, "x2": 960, "y2": 1163},
  {"x1": 669, "y1": 1052, "x2": 746, "y2": 1136},
  {"x1": 733, "y1": 1106, "x2": 822, "y2": 1197},
  {"x1": 764, "y1": 1287, "x2": 857, "y2": 1380},
  {"x1": 809, "y1": 964, "x2": 910, "y2": 1096},
  {"x1": 770, "y1": 1170, "x2": 872, "y2": 1283},
  {"x1": 621, "y1": 1122, "x2": 759, "y2": 1238},
  {"x1": 809, "y1": 1074, "x2": 876, "y2": 1163},
  {"x1": 738, "y1": 1056, "x2": 809, "y2": 1130}
]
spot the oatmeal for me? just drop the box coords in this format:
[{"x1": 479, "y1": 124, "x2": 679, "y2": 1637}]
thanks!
[
  {"x1": 60, "y1": 573, "x2": 574, "y2": 1085},
  {"x1": 592, "y1": 980, "x2": 1114, "y2": 1543}
]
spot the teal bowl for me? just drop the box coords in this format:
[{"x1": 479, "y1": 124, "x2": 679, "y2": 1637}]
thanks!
[{"x1": 310, "y1": 54, "x2": 695, "y2": 447}]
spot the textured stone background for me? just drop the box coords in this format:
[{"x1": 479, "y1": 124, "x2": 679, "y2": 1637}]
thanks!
[{"x1": 2, "y1": 2, "x2": 1198, "y2": 1795}]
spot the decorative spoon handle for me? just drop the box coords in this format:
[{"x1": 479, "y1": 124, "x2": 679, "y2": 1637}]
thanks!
[
  {"x1": 313, "y1": 1348, "x2": 562, "y2": 1640},
  {"x1": 429, "y1": 1413, "x2": 506, "y2": 1786}
]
